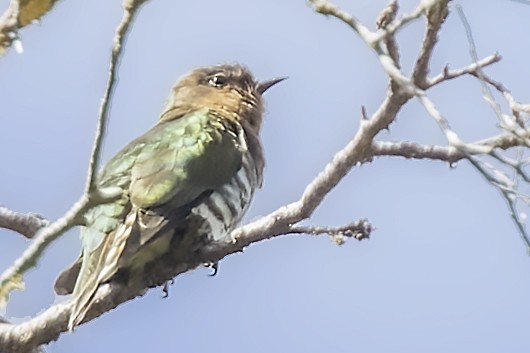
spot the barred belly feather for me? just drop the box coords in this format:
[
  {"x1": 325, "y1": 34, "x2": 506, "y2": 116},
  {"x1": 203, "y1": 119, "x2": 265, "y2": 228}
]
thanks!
[{"x1": 192, "y1": 152, "x2": 259, "y2": 241}]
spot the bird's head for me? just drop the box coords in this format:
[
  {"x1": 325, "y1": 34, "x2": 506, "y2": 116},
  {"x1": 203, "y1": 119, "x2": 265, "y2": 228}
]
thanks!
[{"x1": 160, "y1": 64, "x2": 285, "y2": 132}]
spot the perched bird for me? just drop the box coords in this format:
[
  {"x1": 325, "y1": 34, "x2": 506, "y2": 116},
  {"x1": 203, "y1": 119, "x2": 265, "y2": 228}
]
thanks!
[{"x1": 54, "y1": 64, "x2": 285, "y2": 330}]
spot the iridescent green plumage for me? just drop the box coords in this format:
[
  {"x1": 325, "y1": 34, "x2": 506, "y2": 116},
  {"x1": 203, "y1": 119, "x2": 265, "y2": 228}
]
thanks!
[{"x1": 54, "y1": 64, "x2": 284, "y2": 330}]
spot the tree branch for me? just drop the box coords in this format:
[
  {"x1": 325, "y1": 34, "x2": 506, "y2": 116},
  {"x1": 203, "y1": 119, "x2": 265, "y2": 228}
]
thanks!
[
  {"x1": 289, "y1": 220, "x2": 372, "y2": 245},
  {"x1": 0, "y1": 213, "x2": 372, "y2": 352},
  {"x1": 0, "y1": 191, "x2": 120, "y2": 309},
  {"x1": 230, "y1": 89, "x2": 410, "y2": 246},
  {"x1": 376, "y1": 0, "x2": 400, "y2": 66},
  {"x1": 0, "y1": 0, "x2": 146, "y2": 311},
  {"x1": 0, "y1": 207, "x2": 48, "y2": 239},
  {"x1": 3, "y1": 1, "x2": 530, "y2": 352},
  {"x1": 427, "y1": 53, "x2": 501, "y2": 87},
  {"x1": 85, "y1": 0, "x2": 148, "y2": 192},
  {"x1": 411, "y1": 0, "x2": 449, "y2": 88},
  {"x1": 371, "y1": 132, "x2": 530, "y2": 163}
]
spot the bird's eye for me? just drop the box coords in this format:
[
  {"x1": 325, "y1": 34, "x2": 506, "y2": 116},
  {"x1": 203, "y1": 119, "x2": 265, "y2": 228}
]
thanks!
[{"x1": 208, "y1": 74, "x2": 228, "y2": 88}]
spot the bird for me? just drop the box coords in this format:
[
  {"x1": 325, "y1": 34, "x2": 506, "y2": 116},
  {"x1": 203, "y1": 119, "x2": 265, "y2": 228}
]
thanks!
[{"x1": 53, "y1": 64, "x2": 285, "y2": 330}]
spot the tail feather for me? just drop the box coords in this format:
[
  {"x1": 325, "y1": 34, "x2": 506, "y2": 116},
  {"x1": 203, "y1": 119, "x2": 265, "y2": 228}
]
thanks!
[
  {"x1": 68, "y1": 211, "x2": 137, "y2": 330},
  {"x1": 67, "y1": 192, "x2": 211, "y2": 330},
  {"x1": 54, "y1": 256, "x2": 82, "y2": 295}
]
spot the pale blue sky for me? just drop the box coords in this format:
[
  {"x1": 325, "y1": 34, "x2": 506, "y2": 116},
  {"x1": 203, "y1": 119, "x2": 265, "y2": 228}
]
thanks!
[{"x1": 2, "y1": 0, "x2": 530, "y2": 352}]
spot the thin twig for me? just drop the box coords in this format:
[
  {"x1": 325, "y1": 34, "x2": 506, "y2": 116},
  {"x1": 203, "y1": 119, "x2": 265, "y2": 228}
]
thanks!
[
  {"x1": 3, "y1": 0, "x2": 530, "y2": 351},
  {"x1": 376, "y1": 0, "x2": 400, "y2": 65},
  {"x1": 229, "y1": 88, "x2": 409, "y2": 246},
  {"x1": 85, "y1": 0, "x2": 148, "y2": 192},
  {"x1": 427, "y1": 53, "x2": 501, "y2": 87},
  {"x1": 455, "y1": 5, "x2": 507, "y2": 127},
  {"x1": 0, "y1": 188, "x2": 125, "y2": 307},
  {"x1": 0, "y1": 195, "x2": 90, "y2": 307},
  {"x1": 373, "y1": 0, "x2": 440, "y2": 43},
  {"x1": 309, "y1": 0, "x2": 374, "y2": 41},
  {"x1": 467, "y1": 156, "x2": 530, "y2": 250},
  {"x1": 454, "y1": 4, "x2": 530, "y2": 246},
  {"x1": 0, "y1": 0, "x2": 146, "y2": 312},
  {"x1": 370, "y1": 132, "x2": 530, "y2": 163},
  {"x1": 0, "y1": 210, "x2": 371, "y2": 352},
  {"x1": 415, "y1": 91, "x2": 492, "y2": 154},
  {"x1": 0, "y1": 207, "x2": 49, "y2": 239},
  {"x1": 289, "y1": 220, "x2": 372, "y2": 245}
]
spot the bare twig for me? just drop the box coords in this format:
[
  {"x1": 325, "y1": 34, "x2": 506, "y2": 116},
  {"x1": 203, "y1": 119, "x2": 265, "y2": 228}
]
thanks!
[
  {"x1": 309, "y1": 0, "x2": 374, "y2": 41},
  {"x1": 416, "y1": 92, "x2": 492, "y2": 154},
  {"x1": 289, "y1": 220, "x2": 372, "y2": 245},
  {"x1": 0, "y1": 207, "x2": 48, "y2": 239},
  {"x1": 0, "y1": 212, "x2": 372, "y2": 352},
  {"x1": 375, "y1": 0, "x2": 398, "y2": 29},
  {"x1": 0, "y1": 2, "x2": 414, "y2": 345},
  {"x1": 229, "y1": 88, "x2": 409, "y2": 246},
  {"x1": 0, "y1": 191, "x2": 119, "y2": 308},
  {"x1": 86, "y1": 0, "x2": 148, "y2": 192},
  {"x1": 11, "y1": 110, "x2": 530, "y2": 350},
  {"x1": 453, "y1": 5, "x2": 530, "y2": 246},
  {"x1": 411, "y1": 0, "x2": 449, "y2": 88},
  {"x1": 467, "y1": 156, "x2": 530, "y2": 250},
  {"x1": 0, "y1": 0, "x2": 146, "y2": 310},
  {"x1": 455, "y1": 5, "x2": 509, "y2": 127},
  {"x1": 376, "y1": 0, "x2": 400, "y2": 65},
  {"x1": 373, "y1": 0, "x2": 438, "y2": 42},
  {"x1": 3, "y1": 0, "x2": 530, "y2": 351},
  {"x1": 490, "y1": 150, "x2": 530, "y2": 183},
  {"x1": 310, "y1": 0, "x2": 530, "y2": 251},
  {"x1": 427, "y1": 53, "x2": 501, "y2": 87},
  {"x1": 467, "y1": 70, "x2": 530, "y2": 118},
  {"x1": 371, "y1": 132, "x2": 530, "y2": 163}
]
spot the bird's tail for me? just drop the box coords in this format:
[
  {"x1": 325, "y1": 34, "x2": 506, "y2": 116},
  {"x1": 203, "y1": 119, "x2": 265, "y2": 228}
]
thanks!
[{"x1": 68, "y1": 211, "x2": 137, "y2": 330}]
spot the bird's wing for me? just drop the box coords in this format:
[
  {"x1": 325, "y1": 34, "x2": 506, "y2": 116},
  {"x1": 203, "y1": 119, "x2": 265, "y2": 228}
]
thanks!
[
  {"x1": 64, "y1": 109, "x2": 244, "y2": 328},
  {"x1": 117, "y1": 108, "x2": 244, "y2": 261}
]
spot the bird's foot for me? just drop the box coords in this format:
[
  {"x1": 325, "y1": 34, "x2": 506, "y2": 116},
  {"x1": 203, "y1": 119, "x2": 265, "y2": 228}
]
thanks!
[
  {"x1": 161, "y1": 279, "x2": 175, "y2": 298},
  {"x1": 204, "y1": 262, "x2": 219, "y2": 276}
]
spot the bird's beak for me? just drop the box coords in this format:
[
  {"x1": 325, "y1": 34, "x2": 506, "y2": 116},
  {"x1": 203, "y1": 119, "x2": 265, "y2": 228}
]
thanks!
[{"x1": 256, "y1": 76, "x2": 287, "y2": 94}]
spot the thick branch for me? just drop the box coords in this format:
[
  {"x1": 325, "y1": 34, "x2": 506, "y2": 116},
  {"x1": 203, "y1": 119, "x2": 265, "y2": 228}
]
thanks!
[
  {"x1": 0, "y1": 2, "x2": 414, "y2": 342},
  {"x1": 412, "y1": 0, "x2": 449, "y2": 88},
  {"x1": 0, "y1": 77, "x2": 410, "y2": 352},
  {"x1": 3, "y1": 1, "x2": 529, "y2": 352},
  {"x1": 230, "y1": 89, "x2": 410, "y2": 246},
  {"x1": 0, "y1": 215, "x2": 371, "y2": 352}
]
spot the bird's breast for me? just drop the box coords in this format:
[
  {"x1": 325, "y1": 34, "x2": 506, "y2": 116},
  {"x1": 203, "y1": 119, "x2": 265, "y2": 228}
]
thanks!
[{"x1": 191, "y1": 152, "x2": 260, "y2": 241}]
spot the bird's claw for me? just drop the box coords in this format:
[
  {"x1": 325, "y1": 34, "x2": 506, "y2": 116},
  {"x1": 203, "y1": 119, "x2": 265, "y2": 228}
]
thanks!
[
  {"x1": 204, "y1": 262, "x2": 219, "y2": 276},
  {"x1": 161, "y1": 279, "x2": 175, "y2": 298}
]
